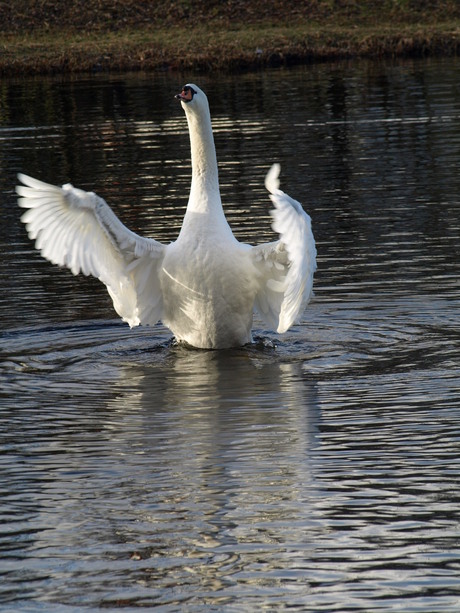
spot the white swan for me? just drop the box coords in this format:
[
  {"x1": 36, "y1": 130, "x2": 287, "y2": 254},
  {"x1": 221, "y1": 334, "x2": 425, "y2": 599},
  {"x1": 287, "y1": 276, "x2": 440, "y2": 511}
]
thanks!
[{"x1": 16, "y1": 83, "x2": 316, "y2": 349}]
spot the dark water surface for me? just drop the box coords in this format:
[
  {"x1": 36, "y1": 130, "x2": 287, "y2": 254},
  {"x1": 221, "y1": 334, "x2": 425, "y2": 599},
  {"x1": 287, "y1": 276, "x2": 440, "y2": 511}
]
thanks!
[{"x1": 1, "y1": 59, "x2": 459, "y2": 611}]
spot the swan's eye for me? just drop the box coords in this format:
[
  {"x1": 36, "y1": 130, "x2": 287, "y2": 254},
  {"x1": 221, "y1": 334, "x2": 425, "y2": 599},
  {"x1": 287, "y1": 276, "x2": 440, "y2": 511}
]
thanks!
[{"x1": 183, "y1": 86, "x2": 197, "y2": 101}]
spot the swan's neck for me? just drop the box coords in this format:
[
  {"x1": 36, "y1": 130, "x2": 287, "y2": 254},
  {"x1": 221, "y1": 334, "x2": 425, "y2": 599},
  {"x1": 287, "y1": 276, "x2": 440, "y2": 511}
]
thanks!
[{"x1": 185, "y1": 108, "x2": 222, "y2": 215}]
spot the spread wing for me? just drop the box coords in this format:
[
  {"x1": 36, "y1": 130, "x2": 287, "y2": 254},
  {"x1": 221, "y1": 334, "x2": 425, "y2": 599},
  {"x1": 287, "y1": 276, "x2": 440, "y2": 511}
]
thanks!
[
  {"x1": 17, "y1": 173, "x2": 166, "y2": 327},
  {"x1": 251, "y1": 164, "x2": 317, "y2": 333}
]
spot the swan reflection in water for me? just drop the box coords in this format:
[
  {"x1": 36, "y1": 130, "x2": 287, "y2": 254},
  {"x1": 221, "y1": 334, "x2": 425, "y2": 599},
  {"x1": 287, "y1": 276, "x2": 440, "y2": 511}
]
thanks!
[
  {"x1": 102, "y1": 348, "x2": 321, "y2": 588},
  {"x1": 14, "y1": 345, "x2": 320, "y2": 604}
]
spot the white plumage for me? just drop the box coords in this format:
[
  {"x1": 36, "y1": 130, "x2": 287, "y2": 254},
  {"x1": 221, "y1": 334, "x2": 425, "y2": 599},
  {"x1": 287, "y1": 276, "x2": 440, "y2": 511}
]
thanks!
[{"x1": 17, "y1": 83, "x2": 316, "y2": 349}]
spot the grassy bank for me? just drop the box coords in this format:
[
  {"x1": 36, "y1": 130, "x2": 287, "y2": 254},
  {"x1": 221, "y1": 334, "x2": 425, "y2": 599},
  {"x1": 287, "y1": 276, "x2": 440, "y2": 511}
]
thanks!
[{"x1": 2, "y1": 1, "x2": 460, "y2": 75}]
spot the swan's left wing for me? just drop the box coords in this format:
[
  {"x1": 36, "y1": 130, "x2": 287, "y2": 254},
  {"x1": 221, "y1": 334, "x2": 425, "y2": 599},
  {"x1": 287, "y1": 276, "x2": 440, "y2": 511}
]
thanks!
[
  {"x1": 251, "y1": 164, "x2": 317, "y2": 333},
  {"x1": 17, "y1": 173, "x2": 165, "y2": 327}
]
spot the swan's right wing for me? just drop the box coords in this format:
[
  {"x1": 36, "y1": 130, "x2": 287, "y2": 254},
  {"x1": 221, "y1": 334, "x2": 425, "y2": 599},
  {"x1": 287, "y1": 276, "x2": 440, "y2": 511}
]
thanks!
[
  {"x1": 17, "y1": 174, "x2": 166, "y2": 327},
  {"x1": 251, "y1": 164, "x2": 316, "y2": 333}
]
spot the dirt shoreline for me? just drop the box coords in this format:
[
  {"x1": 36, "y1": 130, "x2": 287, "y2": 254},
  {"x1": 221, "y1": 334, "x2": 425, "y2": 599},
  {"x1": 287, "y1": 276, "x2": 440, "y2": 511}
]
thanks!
[{"x1": 2, "y1": 1, "x2": 460, "y2": 75}]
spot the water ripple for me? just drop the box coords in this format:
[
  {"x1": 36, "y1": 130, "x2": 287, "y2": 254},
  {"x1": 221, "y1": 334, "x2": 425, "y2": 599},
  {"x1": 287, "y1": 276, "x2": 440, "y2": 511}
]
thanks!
[{"x1": 1, "y1": 60, "x2": 460, "y2": 611}]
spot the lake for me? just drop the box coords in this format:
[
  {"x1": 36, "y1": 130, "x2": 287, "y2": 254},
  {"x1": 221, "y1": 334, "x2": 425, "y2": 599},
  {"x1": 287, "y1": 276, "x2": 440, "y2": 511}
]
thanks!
[{"x1": 1, "y1": 58, "x2": 460, "y2": 611}]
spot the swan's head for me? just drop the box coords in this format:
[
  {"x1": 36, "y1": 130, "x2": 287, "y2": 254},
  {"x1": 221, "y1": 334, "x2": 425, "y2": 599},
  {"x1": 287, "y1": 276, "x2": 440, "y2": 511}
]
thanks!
[{"x1": 175, "y1": 84, "x2": 209, "y2": 115}]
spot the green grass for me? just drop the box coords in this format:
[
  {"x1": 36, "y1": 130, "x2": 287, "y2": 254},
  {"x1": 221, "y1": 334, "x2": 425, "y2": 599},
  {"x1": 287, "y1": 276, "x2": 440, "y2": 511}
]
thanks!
[{"x1": 2, "y1": 2, "x2": 460, "y2": 75}]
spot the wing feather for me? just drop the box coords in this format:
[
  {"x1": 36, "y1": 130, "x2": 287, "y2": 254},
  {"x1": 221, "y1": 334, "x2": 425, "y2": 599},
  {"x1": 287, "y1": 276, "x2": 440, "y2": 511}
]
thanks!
[
  {"x1": 17, "y1": 173, "x2": 165, "y2": 327},
  {"x1": 251, "y1": 164, "x2": 316, "y2": 333}
]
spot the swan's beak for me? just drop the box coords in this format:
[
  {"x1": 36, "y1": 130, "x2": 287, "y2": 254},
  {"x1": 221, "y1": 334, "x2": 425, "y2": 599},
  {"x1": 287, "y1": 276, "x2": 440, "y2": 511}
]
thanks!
[{"x1": 175, "y1": 85, "x2": 196, "y2": 103}]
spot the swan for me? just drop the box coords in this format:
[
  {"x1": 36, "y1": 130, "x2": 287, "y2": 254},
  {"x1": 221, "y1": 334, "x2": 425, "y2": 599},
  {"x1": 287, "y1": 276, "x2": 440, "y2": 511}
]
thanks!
[{"x1": 16, "y1": 83, "x2": 316, "y2": 349}]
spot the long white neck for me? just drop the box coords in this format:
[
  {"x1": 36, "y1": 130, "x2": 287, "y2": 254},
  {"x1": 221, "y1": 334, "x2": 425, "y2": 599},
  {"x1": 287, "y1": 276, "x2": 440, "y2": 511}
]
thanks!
[{"x1": 184, "y1": 103, "x2": 223, "y2": 216}]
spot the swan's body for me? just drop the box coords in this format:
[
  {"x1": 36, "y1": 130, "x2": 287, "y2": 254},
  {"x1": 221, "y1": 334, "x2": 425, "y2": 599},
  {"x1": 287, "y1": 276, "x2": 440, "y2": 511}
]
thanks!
[{"x1": 17, "y1": 84, "x2": 316, "y2": 349}]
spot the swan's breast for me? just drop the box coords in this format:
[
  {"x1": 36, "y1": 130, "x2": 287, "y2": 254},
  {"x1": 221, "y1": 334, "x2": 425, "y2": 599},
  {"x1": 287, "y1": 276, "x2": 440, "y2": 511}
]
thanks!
[{"x1": 160, "y1": 238, "x2": 257, "y2": 348}]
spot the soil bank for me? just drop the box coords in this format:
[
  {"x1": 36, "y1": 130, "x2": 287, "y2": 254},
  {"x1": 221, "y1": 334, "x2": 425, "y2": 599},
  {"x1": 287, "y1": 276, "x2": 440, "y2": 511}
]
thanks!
[{"x1": 1, "y1": 1, "x2": 460, "y2": 75}]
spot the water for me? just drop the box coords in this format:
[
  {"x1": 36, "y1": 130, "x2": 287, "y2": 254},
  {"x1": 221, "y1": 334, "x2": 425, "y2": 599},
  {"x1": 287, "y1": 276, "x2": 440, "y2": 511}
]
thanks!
[{"x1": 1, "y1": 58, "x2": 460, "y2": 611}]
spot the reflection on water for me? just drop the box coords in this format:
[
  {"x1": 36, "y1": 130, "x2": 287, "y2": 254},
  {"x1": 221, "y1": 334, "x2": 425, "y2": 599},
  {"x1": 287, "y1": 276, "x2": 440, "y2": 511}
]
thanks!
[
  {"x1": 1, "y1": 58, "x2": 460, "y2": 610},
  {"x1": 1, "y1": 333, "x2": 321, "y2": 609}
]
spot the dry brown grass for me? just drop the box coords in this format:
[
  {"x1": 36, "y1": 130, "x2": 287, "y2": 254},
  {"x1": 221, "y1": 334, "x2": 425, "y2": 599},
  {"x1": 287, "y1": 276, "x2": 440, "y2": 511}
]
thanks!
[{"x1": 1, "y1": 1, "x2": 460, "y2": 75}]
